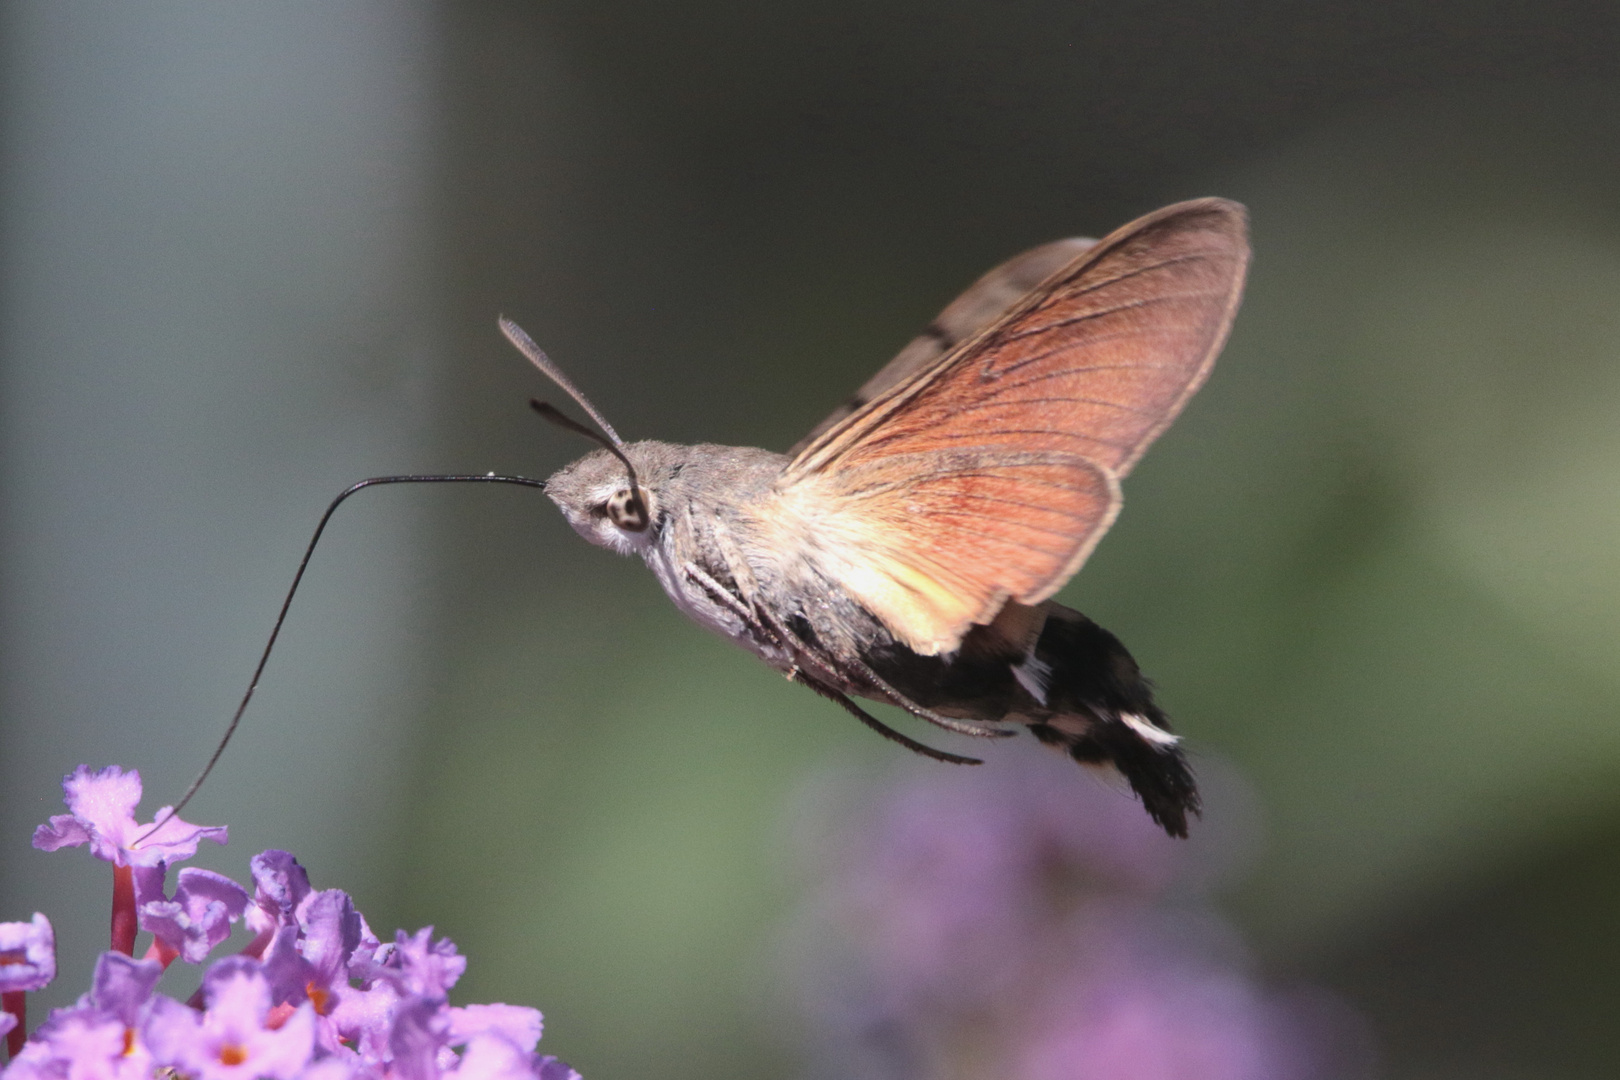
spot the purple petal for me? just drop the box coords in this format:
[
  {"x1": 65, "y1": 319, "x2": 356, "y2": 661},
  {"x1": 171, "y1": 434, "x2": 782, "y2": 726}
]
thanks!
[
  {"x1": 236, "y1": 1004, "x2": 316, "y2": 1080},
  {"x1": 329, "y1": 979, "x2": 402, "y2": 1063},
  {"x1": 536, "y1": 1056, "x2": 583, "y2": 1080},
  {"x1": 200, "y1": 957, "x2": 273, "y2": 1018},
  {"x1": 261, "y1": 924, "x2": 316, "y2": 1007},
  {"x1": 299, "y1": 1056, "x2": 365, "y2": 1080},
  {"x1": 349, "y1": 912, "x2": 383, "y2": 971},
  {"x1": 132, "y1": 864, "x2": 169, "y2": 908},
  {"x1": 389, "y1": 996, "x2": 449, "y2": 1080},
  {"x1": 0, "y1": 1011, "x2": 15, "y2": 1040},
  {"x1": 129, "y1": 806, "x2": 230, "y2": 868},
  {"x1": 88, "y1": 951, "x2": 165, "y2": 1026},
  {"x1": 138, "y1": 902, "x2": 224, "y2": 965},
  {"x1": 14, "y1": 1008, "x2": 138, "y2": 1080},
  {"x1": 31, "y1": 812, "x2": 92, "y2": 853},
  {"x1": 455, "y1": 1032, "x2": 537, "y2": 1080},
  {"x1": 245, "y1": 850, "x2": 312, "y2": 941},
  {"x1": 31, "y1": 765, "x2": 227, "y2": 868},
  {"x1": 138, "y1": 868, "x2": 249, "y2": 964},
  {"x1": 162, "y1": 961, "x2": 317, "y2": 1080},
  {"x1": 46, "y1": 765, "x2": 144, "y2": 864},
  {"x1": 179, "y1": 868, "x2": 251, "y2": 920},
  {"x1": 62, "y1": 765, "x2": 144, "y2": 840},
  {"x1": 141, "y1": 994, "x2": 205, "y2": 1067},
  {"x1": 0, "y1": 913, "x2": 56, "y2": 992},
  {"x1": 448, "y1": 1005, "x2": 543, "y2": 1054},
  {"x1": 387, "y1": 928, "x2": 466, "y2": 999},
  {"x1": 297, "y1": 890, "x2": 363, "y2": 982}
]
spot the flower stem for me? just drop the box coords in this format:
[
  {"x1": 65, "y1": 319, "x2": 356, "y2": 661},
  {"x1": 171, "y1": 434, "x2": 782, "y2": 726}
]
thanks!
[
  {"x1": 3, "y1": 990, "x2": 24, "y2": 1058},
  {"x1": 111, "y1": 864, "x2": 137, "y2": 956}
]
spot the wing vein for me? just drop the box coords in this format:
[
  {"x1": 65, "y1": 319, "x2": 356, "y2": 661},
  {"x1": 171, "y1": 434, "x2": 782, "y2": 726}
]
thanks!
[
  {"x1": 996, "y1": 288, "x2": 1219, "y2": 346},
  {"x1": 903, "y1": 515, "x2": 1073, "y2": 556},
  {"x1": 1058, "y1": 251, "x2": 1214, "y2": 300},
  {"x1": 837, "y1": 465, "x2": 1104, "y2": 499},
  {"x1": 987, "y1": 328, "x2": 1199, "y2": 379},
  {"x1": 909, "y1": 491, "x2": 1102, "y2": 526},
  {"x1": 892, "y1": 427, "x2": 1131, "y2": 452}
]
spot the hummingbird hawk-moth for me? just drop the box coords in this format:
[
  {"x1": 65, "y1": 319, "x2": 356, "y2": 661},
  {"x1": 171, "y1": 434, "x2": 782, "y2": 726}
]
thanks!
[
  {"x1": 518, "y1": 198, "x2": 1250, "y2": 837},
  {"x1": 157, "y1": 197, "x2": 1247, "y2": 841}
]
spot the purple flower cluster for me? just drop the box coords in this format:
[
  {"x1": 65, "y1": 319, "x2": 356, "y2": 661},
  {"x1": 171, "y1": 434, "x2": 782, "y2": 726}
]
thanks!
[
  {"x1": 2, "y1": 766, "x2": 579, "y2": 1080},
  {"x1": 793, "y1": 751, "x2": 1369, "y2": 1080}
]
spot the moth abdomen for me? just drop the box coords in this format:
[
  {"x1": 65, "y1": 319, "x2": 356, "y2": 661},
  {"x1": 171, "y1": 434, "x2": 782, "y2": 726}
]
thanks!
[
  {"x1": 1027, "y1": 712, "x2": 1198, "y2": 838},
  {"x1": 1020, "y1": 604, "x2": 1199, "y2": 836},
  {"x1": 859, "y1": 600, "x2": 1200, "y2": 837}
]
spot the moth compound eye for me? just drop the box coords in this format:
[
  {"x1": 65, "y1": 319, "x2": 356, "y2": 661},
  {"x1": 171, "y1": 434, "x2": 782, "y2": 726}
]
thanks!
[{"x1": 606, "y1": 488, "x2": 650, "y2": 532}]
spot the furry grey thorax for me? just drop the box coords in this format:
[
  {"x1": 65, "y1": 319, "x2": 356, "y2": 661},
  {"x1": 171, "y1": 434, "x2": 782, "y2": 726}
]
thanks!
[{"x1": 545, "y1": 440, "x2": 887, "y2": 674}]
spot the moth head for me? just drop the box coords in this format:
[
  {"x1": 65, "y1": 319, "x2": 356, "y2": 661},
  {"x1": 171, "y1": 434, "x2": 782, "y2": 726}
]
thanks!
[
  {"x1": 545, "y1": 445, "x2": 662, "y2": 554},
  {"x1": 499, "y1": 316, "x2": 660, "y2": 551}
]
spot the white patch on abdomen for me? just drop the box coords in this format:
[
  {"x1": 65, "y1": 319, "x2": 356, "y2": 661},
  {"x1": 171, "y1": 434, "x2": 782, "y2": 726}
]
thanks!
[
  {"x1": 1120, "y1": 712, "x2": 1180, "y2": 746},
  {"x1": 1011, "y1": 655, "x2": 1052, "y2": 704}
]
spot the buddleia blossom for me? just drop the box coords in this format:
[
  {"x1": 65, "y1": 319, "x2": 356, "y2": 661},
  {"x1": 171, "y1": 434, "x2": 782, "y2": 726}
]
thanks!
[
  {"x1": 2, "y1": 765, "x2": 580, "y2": 1080},
  {"x1": 0, "y1": 917, "x2": 56, "y2": 996},
  {"x1": 792, "y1": 749, "x2": 1371, "y2": 1080},
  {"x1": 0, "y1": 915, "x2": 57, "y2": 1060},
  {"x1": 32, "y1": 765, "x2": 229, "y2": 869}
]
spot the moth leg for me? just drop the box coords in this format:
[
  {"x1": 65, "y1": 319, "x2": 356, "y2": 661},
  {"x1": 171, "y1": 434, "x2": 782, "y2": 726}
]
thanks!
[
  {"x1": 835, "y1": 648, "x2": 1015, "y2": 741},
  {"x1": 792, "y1": 673, "x2": 983, "y2": 766},
  {"x1": 682, "y1": 560, "x2": 858, "y2": 697},
  {"x1": 680, "y1": 560, "x2": 979, "y2": 764},
  {"x1": 749, "y1": 604, "x2": 1012, "y2": 741},
  {"x1": 683, "y1": 561, "x2": 864, "y2": 694},
  {"x1": 682, "y1": 561, "x2": 787, "y2": 648}
]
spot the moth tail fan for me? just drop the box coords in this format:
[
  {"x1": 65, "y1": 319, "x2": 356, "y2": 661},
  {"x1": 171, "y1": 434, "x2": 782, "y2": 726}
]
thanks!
[
  {"x1": 1030, "y1": 715, "x2": 1200, "y2": 838},
  {"x1": 1010, "y1": 603, "x2": 1200, "y2": 837}
]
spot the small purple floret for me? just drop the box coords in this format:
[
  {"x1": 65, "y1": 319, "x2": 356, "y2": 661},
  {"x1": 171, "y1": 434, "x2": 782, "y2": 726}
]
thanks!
[
  {"x1": 85, "y1": 951, "x2": 164, "y2": 1026},
  {"x1": 245, "y1": 851, "x2": 314, "y2": 942},
  {"x1": 7, "y1": 765, "x2": 580, "y2": 1080},
  {"x1": 144, "y1": 959, "x2": 317, "y2": 1080},
  {"x1": 455, "y1": 1032, "x2": 532, "y2": 1080},
  {"x1": 139, "y1": 867, "x2": 251, "y2": 965},
  {"x1": 387, "y1": 996, "x2": 449, "y2": 1080},
  {"x1": 536, "y1": 1056, "x2": 583, "y2": 1080},
  {"x1": 375, "y1": 927, "x2": 468, "y2": 1000},
  {"x1": 5, "y1": 1010, "x2": 148, "y2": 1080},
  {"x1": 448, "y1": 1004, "x2": 543, "y2": 1053},
  {"x1": 295, "y1": 890, "x2": 363, "y2": 990},
  {"x1": 32, "y1": 765, "x2": 227, "y2": 869},
  {"x1": 796, "y1": 750, "x2": 1365, "y2": 1079},
  {"x1": 0, "y1": 914, "x2": 55, "y2": 993}
]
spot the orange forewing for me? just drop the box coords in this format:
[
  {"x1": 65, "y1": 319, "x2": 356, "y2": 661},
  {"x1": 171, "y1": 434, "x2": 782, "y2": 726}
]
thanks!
[{"x1": 779, "y1": 198, "x2": 1249, "y2": 655}]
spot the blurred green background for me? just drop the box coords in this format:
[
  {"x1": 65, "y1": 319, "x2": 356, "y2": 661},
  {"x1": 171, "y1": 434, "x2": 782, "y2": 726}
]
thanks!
[{"x1": 5, "y1": 3, "x2": 1620, "y2": 1078}]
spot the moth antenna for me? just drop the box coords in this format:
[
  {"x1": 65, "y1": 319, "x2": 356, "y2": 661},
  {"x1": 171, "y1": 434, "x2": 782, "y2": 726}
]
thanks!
[
  {"x1": 499, "y1": 316, "x2": 624, "y2": 446},
  {"x1": 501, "y1": 317, "x2": 648, "y2": 528},
  {"x1": 136, "y1": 472, "x2": 549, "y2": 845}
]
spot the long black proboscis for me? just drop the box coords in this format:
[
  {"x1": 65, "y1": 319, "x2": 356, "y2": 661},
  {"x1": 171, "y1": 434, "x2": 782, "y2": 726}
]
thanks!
[{"x1": 137, "y1": 473, "x2": 549, "y2": 845}]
